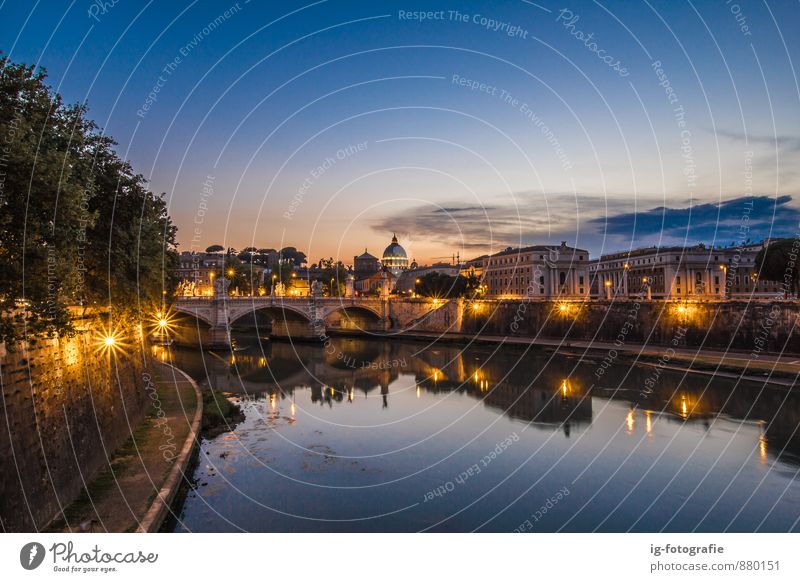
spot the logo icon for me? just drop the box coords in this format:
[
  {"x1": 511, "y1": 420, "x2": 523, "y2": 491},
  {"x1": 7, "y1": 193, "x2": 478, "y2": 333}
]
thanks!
[{"x1": 20, "y1": 542, "x2": 46, "y2": 570}]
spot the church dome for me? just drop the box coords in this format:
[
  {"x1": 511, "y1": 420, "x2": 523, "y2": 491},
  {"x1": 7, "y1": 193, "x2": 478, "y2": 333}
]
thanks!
[
  {"x1": 383, "y1": 235, "x2": 407, "y2": 259},
  {"x1": 381, "y1": 234, "x2": 409, "y2": 274}
]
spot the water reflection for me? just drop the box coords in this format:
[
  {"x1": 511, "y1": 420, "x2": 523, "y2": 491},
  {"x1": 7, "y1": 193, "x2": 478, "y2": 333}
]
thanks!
[
  {"x1": 161, "y1": 336, "x2": 800, "y2": 532},
  {"x1": 160, "y1": 336, "x2": 800, "y2": 465}
]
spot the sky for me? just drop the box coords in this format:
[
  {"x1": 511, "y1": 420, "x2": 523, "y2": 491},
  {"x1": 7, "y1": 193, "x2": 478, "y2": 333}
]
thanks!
[{"x1": 2, "y1": 0, "x2": 799, "y2": 264}]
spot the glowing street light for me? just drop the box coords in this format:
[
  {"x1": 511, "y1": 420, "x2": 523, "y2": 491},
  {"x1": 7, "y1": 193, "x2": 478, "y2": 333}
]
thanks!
[
  {"x1": 96, "y1": 328, "x2": 125, "y2": 355},
  {"x1": 604, "y1": 279, "x2": 612, "y2": 300}
]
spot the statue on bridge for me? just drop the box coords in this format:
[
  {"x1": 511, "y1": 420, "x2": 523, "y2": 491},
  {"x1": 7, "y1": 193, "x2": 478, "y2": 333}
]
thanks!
[
  {"x1": 379, "y1": 270, "x2": 391, "y2": 300},
  {"x1": 214, "y1": 276, "x2": 230, "y2": 298},
  {"x1": 311, "y1": 280, "x2": 323, "y2": 297}
]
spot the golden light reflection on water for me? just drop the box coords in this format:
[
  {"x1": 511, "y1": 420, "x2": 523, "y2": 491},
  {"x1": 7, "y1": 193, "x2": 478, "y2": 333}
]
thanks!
[
  {"x1": 626, "y1": 409, "x2": 635, "y2": 433},
  {"x1": 672, "y1": 392, "x2": 704, "y2": 420},
  {"x1": 645, "y1": 410, "x2": 653, "y2": 435}
]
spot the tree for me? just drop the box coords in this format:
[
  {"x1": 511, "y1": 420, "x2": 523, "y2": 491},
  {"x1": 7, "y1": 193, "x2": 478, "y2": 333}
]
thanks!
[
  {"x1": 206, "y1": 244, "x2": 224, "y2": 253},
  {"x1": 318, "y1": 260, "x2": 348, "y2": 297},
  {"x1": 0, "y1": 56, "x2": 178, "y2": 343},
  {"x1": 415, "y1": 272, "x2": 479, "y2": 298},
  {"x1": 755, "y1": 239, "x2": 799, "y2": 296},
  {"x1": 266, "y1": 262, "x2": 294, "y2": 292},
  {"x1": 279, "y1": 246, "x2": 307, "y2": 267}
]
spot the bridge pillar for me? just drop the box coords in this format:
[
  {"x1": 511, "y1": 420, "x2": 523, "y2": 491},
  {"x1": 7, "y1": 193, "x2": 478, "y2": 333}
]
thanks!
[{"x1": 207, "y1": 325, "x2": 232, "y2": 348}]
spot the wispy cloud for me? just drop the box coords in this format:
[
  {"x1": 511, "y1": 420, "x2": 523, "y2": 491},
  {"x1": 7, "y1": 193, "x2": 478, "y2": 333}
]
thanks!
[
  {"x1": 588, "y1": 195, "x2": 800, "y2": 247},
  {"x1": 714, "y1": 129, "x2": 800, "y2": 152},
  {"x1": 373, "y1": 193, "x2": 800, "y2": 257}
]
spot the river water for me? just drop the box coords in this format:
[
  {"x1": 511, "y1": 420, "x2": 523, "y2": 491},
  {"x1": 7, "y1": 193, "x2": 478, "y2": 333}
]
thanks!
[{"x1": 163, "y1": 335, "x2": 800, "y2": 532}]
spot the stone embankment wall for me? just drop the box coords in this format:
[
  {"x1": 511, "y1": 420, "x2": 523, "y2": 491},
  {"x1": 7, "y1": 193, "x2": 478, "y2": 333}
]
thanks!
[
  {"x1": 460, "y1": 300, "x2": 800, "y2": 354},
  {"x1": 0, "y1": 330, "x2": 148, "y2": 531},
  {"x1": 393, "y1": 299, "x2": 463, "y2": 333}
]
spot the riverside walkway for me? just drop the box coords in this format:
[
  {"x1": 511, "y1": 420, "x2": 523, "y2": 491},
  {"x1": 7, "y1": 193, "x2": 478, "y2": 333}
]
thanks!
[{"x1": 46, "y1": 361, "x2": 201, "y2": 533}]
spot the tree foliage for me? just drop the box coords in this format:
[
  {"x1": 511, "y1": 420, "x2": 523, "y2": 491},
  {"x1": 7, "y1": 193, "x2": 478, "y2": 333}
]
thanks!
[
  {"x1": 0, "y1": 57, "x2": 178, "y2": 343},
  {"x1": 415, "y1": 272, "x2": 479, "y2": 298},
  {"x1": 317, "y1": 259, "x2": 348, "y2": 297},
  {"x1": 755, "y1": 239, "x2": 799, "y2": 296}
]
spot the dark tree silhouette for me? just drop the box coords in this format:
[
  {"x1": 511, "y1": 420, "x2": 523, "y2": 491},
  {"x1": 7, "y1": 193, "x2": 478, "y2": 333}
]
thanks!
[
  {"x1": 755, "y1": 239, "x2": 800, "y2": 296},
  {"x1": 415, "y1": 273, "x2": 479, "y2": 298}
]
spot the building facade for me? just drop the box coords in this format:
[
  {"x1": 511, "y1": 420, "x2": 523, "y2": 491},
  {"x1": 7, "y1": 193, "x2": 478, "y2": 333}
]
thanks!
[
  {"x1": 588, "y1": 242, "x2": 777, "y2": 300},
  {"x1": 176, "y1": 251, "x2": 225, "y2": 296},
  {"x1": 472, "y1": 242, "x2": 591, "y2": 299},
  {"x1": 354, "y1": 249, "x2": 381, "y2": 276}
]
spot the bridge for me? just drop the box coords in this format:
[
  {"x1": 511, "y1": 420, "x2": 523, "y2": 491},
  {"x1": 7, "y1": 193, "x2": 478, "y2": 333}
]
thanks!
[{"x1": 171, "y1": 295, "x2": 462, "y2": 347}]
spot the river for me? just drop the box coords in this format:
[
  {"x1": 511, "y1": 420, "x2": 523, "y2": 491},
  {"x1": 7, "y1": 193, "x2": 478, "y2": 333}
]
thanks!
[{"x1": 162, "y1": 334, "x2": 800, "y2": 532}]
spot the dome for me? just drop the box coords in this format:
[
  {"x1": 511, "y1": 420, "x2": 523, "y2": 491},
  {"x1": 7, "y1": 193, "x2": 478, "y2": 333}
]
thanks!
[
  {"x1": 381, "y1": 234, "x2": 409, "y2": 275},
  {"x1": 382, "y1": 235, "x2": 407, "y2": 259}
]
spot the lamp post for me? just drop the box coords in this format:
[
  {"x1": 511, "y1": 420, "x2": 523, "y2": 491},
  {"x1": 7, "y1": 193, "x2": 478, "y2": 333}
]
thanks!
[
  {"x1": 719, "y1": 264, "x2": 727, "y2": 299},
  {"x1": 622, "y1": 262, "x2": 630, "y2": 297},
  {"x1": 642, "y1": 276, "x2": 651, "y2": 301},
  {"x1": 604, "y1": 279, "x2": 612, "y2": 300}
]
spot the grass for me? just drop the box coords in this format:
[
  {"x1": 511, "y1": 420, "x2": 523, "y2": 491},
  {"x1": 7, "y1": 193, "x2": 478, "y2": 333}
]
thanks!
[{"x1": 201, "y1": 389, "x2": 242, "y2": 432}]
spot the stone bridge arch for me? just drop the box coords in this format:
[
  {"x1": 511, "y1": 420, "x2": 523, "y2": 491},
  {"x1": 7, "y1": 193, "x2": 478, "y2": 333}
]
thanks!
[
  {"x1": 172, "y1": 303, "x2": 216, "y2": 327},
  {"x1": 230, "y1": 304, "x2": 317, "y2": 340},
  {"x1": 322, "y1": 305, "x2": 389, "y2": 332}
]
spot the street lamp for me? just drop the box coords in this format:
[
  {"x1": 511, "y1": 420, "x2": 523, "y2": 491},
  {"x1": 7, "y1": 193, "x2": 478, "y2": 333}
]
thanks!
[
  {"x1": 642, "y1": 276, "x2": 651, "y2": 301},
  {"x1": 604, "y1": 279, "x2": 612, "y2": 300},
  {"x1": 719, "y1": 264, "x2": 727, "y2": 299},
  {"x1": 622, "y1": 263, "x2": 630, "y2": 297}
]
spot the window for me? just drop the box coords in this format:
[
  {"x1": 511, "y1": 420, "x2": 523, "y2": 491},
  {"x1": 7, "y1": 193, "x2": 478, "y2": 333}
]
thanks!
[
  {"x1": 559, "y1": 272, "x2": 566, "y2": 285},
  {"x1": 676, "y1": 276, "x2": 681, "y2": 285},
  {"x1": 579, "y1": 276, "x2": 584, "y2": 285}
]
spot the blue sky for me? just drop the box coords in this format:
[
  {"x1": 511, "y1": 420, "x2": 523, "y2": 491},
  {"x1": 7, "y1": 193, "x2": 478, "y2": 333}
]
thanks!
[{"x1": 2, "y1": 0, "x2": 799, "y2": 262}]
